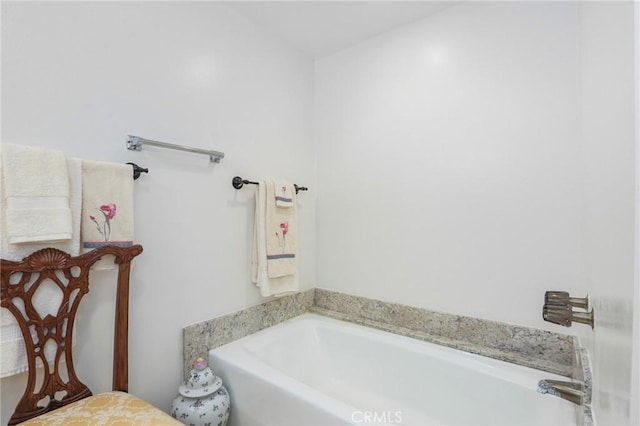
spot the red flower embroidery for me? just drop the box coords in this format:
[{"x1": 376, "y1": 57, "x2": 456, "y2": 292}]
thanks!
[
  {"x1": 100, "y1": 204, "x2": 117, "y2": 220},
  {"x1": 89, "y1": 203, "x2": 117, "y2": 242},
  {"x1": 276, "y1": 222, "x2": 290, "y2": 253}
]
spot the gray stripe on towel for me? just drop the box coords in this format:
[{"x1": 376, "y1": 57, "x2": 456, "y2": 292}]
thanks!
[{"x1": 267, "y1": 253, "x2": 296, "y2": 260}]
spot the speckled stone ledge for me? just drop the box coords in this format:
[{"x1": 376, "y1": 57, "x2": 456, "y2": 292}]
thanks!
[
  {"x1": 183, "y1": 287, "x2": 576, "y2": 379},
  {"x1": 574, "y1": 348, "x2": 593, "y2": 426},
  {"x1": 313, "y1": 289, "x2": 575, "y2": 377},
  {"x1": 574, "y1": 347, "x2": 593, "y2": 405},
  {"x1": 182, "y1": 289, "x2": 314, "y2": 376}
]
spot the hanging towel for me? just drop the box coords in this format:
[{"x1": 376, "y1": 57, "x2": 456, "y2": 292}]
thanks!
[
  {"x1": 1, "y1": 143, "x2": 72, "y2": 244},
  {"x1": 1, "y1": 285, "x2": 64, "y2": 378},
  {"x1": 265, "y1": 180, "x2": 298, "y2": 278},
  {"x1": 274, "y1": 180, "x2": 294, "y2": 208},
  {"x1": 1, "y1": 156, "x2": 82, "y2": 260},
  {"x1": 0, "y1": 323, "x2": 30, "y2": 377},
  {"x1": 252, "y1": 181, "x2": 298, "y2": 297},
  {"x1": 0, "y1": 151, "x2": 82, "y2": 378},
  {"x1": 81, "y1": 160, "x2": 134, "y2": 270}
]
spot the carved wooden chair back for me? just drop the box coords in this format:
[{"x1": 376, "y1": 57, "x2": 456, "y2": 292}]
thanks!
[{"x1": 0, "y1": 245, "x2": 143, "y2": 425}]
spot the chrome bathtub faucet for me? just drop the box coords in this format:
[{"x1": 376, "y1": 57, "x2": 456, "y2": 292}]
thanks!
[
  {"x1": 542, "y1": 305, "x2": 595, "y2": 328},
  {"x1": 544, "y1": 291, "x2": 589, "y2": 310},
  {"x1": 537, "y1": 379, "x2": 584, "y2": 405},
  {"x1": 542, "y1": 291, "x2": 594, "y2": 328}
]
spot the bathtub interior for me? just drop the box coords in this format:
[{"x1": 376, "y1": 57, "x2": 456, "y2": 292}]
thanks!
[{"x1": 210, "y1": 314, "x2": 577, "y2": 426}]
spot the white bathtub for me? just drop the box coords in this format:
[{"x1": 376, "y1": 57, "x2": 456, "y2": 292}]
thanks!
[{"x1": 209, "y1": 314, "x2": 576, "y2": 426}]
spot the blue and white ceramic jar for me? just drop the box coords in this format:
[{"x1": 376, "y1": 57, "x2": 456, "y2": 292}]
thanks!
[{"x1": 171, "y1": 357, "x2": 230, "y2": 426}]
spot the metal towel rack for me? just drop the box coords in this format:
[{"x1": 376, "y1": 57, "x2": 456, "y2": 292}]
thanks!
[
  {"x1": 126, "y1": 135, "x2": 225, "y2": 163},
  {"x1": 232, "y1": 176, "x2": 308, "y2": 194}
]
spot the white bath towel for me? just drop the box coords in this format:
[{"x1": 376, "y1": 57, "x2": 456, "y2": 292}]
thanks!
[
  {"x1": 1, "y1": 157, "x2": 82, "y2": 260},
  {"x1": 1, "y1": 324, "x2": 32, "y2": 377},
  {"x1": 265, "y1": 180, "x2": 298, "y2": 278},
  {"x1": 1, "y1": 143, "x2": 72, "y2": 244},
  {"x1": 1, "y1": 283, "x2": 64, "y2": 378},
  {"x1": 252, "y1": 181, "x2": 298, "y2": 297},
  {"x1": 0, "y1": 151, "x2": 82, "y2": 378},
  {"x1": 81, "y1": 160, "x2": 134, "y2": 270}
]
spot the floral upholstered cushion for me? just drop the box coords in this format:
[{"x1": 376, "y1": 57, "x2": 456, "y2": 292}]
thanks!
[{"x1": 20, "y1": 391, "x2": 182, "y2": 425}]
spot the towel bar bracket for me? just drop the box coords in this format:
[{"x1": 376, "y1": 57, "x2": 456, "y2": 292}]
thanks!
[
  {"x1": 126, "y1": 136, "x2": 143, "y2": 152},
  {"x1": 127, "y1": 163, "x2": 149, "y2": 180},
  {"x1": 294, "y1": 184, "x2": 308, "y2": 193},
  {"x1": 232, "y1": 176, "x2": 258, "y2": 190}
]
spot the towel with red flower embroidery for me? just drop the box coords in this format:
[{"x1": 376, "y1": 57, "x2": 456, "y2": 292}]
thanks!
[
  {"x1": 274, "y1": 181, "x2": 294, "y2": 208},
  {"x1": 81, "y1": 160, "x2": 134, "y2": 269},
  {"x1": 265, "y1": 180, "x2": 297, "y2": 278}
]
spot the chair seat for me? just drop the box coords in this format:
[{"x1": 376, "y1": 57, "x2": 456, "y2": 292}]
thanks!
[{"x1": 20, "y1": 391, "x2": 182, "y2": 425}]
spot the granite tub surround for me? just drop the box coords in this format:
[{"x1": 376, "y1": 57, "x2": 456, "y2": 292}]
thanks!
[
  {"x1": 573, "y1": 347, "x2": 593, "y2": 405},
  {"x1": 183, "y1": 287, "x2": 576, "y2": 379},
  {"x1": 182, "y1": 289, "x2": 314, "y2": 376},
  {"x1": 313, "y1": 289, "x2": 575, "y2": 377},
  {"x1": 574, "y1": 348, "x2": 594, "y2": 426}
]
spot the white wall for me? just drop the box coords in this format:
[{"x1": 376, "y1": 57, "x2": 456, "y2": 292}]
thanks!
[
  {"x1": 578, "y1": 2, "x2": 638, "y2": 425},
  {"x1": 0, "y1": 2, "x2": 315, "y2": 424},
  {"x1": 315, "y1": 1, "x2": 638, "y2": 422},
  {"x1": 633, "y1": 5, "x2": 640, "y2": 422},
  {"x1": 315, "y1": 2, "x2": 583, "y2": 330}
]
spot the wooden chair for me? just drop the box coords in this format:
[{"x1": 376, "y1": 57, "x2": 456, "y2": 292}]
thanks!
[{"x1": 1, "y1": 245, "x2": 181, "y2": 425}]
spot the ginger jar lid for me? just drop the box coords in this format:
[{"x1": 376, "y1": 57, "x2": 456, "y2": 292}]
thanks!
[{"x1": 178, "y1": 357, "x2": 223, "y2": 398}]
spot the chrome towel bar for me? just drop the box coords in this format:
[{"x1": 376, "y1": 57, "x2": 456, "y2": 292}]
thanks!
[{"x1": 126, "y1": 135, "x2": 225, "y2": 163}]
